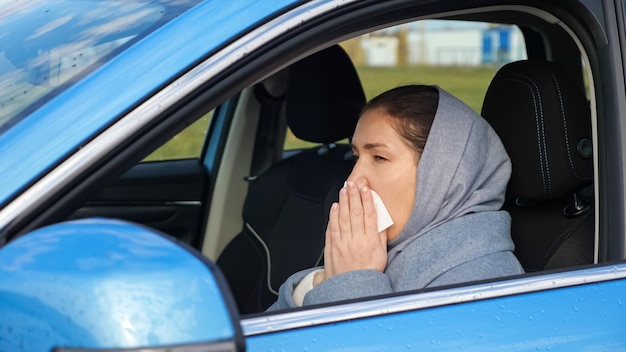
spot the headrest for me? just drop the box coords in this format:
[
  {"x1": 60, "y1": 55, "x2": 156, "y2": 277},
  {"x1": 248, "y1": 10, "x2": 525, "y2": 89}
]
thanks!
[
  {"x1": 286, "y1": 45, "x2": 366, "y2": 143},
  {"x1": 481, "y1": 60, "x2": 593, "y2": 201}
]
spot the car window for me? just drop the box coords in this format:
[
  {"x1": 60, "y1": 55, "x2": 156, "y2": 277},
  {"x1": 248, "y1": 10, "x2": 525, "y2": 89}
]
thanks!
[
  {"x1": 282, "y1": 20, "x2": 526, "y2": 151},
  {"x1": 0, "y1": 0, "x2": 201, "y2": 132},
  {"x1": 142, "y1": 110, "x2": 213, "y2": 162}
]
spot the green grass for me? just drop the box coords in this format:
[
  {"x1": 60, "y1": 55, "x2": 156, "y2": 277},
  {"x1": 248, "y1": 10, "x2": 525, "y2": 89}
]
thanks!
[
  {"x1": 356, "y1": 65, "x2": 499, "y2": 112},
  {"x1": 143, "y1": 112, "x2": 212, "y2": 162},
  {"x1": 144, "y1": 65, "x2": 500, "y2": 158}
]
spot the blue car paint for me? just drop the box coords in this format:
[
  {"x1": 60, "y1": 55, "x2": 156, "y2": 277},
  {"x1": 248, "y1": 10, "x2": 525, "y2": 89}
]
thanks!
[
  {"x1": 0, "y1": 218, "x2": 237, "y2": 351},
  {"x1": 247, "y1": 278, "x2": 626, "y2": 351},
  {"x1": 0, "y1": 0, "x2": 297, "y2": 206}
]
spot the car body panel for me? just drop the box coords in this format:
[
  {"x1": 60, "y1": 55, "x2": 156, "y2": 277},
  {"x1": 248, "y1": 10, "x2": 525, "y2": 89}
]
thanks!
[
  {"x1": 246, "y1": 265, "x2": 626, "y2": 351},
  {"x1": 0, "y1": 0, "x2": 298, "y2": 206}
]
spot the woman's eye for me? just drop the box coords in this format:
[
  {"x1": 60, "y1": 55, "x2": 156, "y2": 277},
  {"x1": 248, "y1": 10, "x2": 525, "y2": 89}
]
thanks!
[{"x1": 374, "y1": 155, "x2": 387, "y2": 161}]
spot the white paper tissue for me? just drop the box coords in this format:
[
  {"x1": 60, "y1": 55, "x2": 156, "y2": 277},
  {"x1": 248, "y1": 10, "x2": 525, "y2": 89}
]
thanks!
[{"x1": 343, "y1": 182, "x2": 394, "y2": 233}]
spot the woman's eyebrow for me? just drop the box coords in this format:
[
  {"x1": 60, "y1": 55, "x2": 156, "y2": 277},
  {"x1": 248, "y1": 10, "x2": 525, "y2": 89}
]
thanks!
[
  {"x1": 351, "y1": 142, "x2": 388, "y2": 151},
  {"x1": 362, "y1": 143, "x2": 388, "y2": 150}
]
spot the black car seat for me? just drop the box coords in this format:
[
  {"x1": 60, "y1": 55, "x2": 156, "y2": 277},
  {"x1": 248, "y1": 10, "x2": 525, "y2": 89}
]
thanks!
[
  {"x1": 216, "y1": 45, "x2": 366, "y2": 314},
  {"x1": 481, "y1": 60, "x2": 595, "y2": 272}
]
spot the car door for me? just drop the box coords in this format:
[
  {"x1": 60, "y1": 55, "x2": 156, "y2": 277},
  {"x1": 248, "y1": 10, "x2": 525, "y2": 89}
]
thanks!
[{"x1": 244, "y1": 264, "x2": 626, "y2": 350}]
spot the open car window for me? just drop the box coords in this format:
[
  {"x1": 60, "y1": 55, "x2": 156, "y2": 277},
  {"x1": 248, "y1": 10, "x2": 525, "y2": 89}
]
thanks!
[{"x1": 206, "y1": 16, "x2": 596, "y2": 317}]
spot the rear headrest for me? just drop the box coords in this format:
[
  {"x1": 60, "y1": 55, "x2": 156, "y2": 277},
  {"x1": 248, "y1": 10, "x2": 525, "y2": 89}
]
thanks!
[
  {"x1": 286, "y1": 45, "x2": 366, "y2": 143},
  {"x1": 481, "y1": 60, "x2": 593, "y2": 201}
]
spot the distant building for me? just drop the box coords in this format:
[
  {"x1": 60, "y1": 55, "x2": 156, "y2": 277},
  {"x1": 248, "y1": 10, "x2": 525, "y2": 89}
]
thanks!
[
  {"x1": 359, "y1": 25, "x2": 526, "y2": 67},
  {"x1": 360, "y1": 36, "x2": 399, "y2": 67}
]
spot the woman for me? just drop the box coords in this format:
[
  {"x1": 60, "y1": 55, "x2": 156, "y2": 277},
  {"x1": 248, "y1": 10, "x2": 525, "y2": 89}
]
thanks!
[{"x1": 268, "y1": 84, "x2": 524, "y2": 310}]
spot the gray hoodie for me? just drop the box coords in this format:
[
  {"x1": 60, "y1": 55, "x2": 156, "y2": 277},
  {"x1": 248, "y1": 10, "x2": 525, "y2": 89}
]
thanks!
[{"x1": 268, "y1": 86, "x2": 524, "y2": 310}]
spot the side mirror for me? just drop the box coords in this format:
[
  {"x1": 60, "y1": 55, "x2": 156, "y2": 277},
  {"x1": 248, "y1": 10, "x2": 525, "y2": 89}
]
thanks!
[{"x1": 0, "y1": 218, "x2": 244, "y2": 352}]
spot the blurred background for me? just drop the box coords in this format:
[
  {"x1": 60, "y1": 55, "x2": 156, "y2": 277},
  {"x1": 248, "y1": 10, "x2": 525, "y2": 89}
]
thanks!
[{"x1": 146, "y1": 20, "x2": 526, "y2": 160}]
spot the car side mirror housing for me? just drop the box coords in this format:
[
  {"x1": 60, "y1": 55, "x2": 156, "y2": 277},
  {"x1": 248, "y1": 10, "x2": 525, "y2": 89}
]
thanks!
[{"x1": 0, "y1": 218, "x2": 244, "y2": 352}]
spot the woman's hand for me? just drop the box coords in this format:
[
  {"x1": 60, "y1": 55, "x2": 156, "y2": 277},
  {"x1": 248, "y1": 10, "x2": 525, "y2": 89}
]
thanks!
[{"x1": 320, "y1": 180, "x2": 388, "y2": 284}]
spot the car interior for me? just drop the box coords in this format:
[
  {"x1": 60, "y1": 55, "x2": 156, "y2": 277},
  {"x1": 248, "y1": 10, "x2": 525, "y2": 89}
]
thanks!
[
  {"x1": 216, "y1": 45, "x2": 365, "y2": 314},
  {"x1": 58, "y1": 6, "x2": 598, "y2": 316}
]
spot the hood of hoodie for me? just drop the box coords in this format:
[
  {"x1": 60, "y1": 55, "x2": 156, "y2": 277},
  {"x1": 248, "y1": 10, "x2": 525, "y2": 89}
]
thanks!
[{"x1": 387, "y1": 86, "x2": 512, "y2": 261}]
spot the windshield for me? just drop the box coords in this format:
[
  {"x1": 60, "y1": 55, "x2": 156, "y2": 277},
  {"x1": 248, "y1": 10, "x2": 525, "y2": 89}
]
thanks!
[{"x1": 0, "y1": 0, "x2": 201, "y2": 131}]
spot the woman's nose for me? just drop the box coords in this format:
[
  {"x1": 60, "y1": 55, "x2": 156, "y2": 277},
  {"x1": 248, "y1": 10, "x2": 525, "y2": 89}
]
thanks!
[{"x1": 347, "y1": 163, "x2": 367, "y2": 188}]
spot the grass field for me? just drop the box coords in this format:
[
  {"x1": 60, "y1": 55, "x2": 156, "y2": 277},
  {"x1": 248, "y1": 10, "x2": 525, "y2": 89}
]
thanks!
[
  {"x1": 357, "y1": 65, "x2": 499, "y2": 110},
  {"x1": 145, "y1": 65, "x2": 500, "y2": 160}
]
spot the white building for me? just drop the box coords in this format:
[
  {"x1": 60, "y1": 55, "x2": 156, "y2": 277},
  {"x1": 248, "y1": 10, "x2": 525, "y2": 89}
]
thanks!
[
  {"x1": 360, "y1": 24, "x2": 527, "y2": 67},
  {"x1": 360, "y1": 36, "x2": 399, "y2": 67}
]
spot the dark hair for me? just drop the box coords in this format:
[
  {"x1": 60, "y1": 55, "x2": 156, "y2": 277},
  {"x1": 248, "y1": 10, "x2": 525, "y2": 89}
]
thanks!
[{"x1": 361, "y1": 85, "x2": 439, "y2": 161}]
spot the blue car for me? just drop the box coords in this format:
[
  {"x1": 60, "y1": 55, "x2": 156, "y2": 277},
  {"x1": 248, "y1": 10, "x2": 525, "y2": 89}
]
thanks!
[{"x1": 1, "y1": 0, "x2": 625, "y2": 350}]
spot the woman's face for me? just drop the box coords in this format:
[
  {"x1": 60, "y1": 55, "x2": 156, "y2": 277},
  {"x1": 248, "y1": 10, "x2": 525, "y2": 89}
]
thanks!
[{"x1": 348, "y1": 107, "x2": 418, "y2": 241}]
